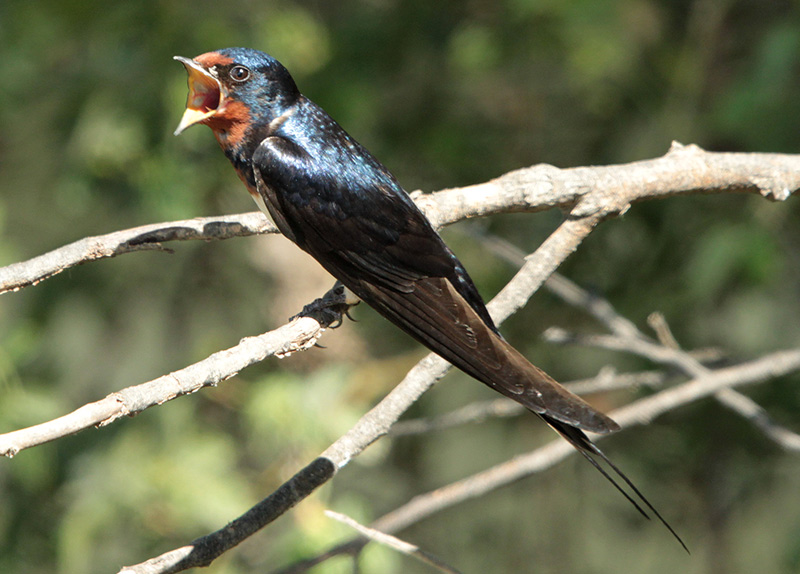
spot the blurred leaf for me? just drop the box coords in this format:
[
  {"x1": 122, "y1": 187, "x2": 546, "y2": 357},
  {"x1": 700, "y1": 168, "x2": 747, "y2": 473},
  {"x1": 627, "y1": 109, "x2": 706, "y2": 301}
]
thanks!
[{"x1": 685, "y1": 223, "x2": 780, "y2": 301}]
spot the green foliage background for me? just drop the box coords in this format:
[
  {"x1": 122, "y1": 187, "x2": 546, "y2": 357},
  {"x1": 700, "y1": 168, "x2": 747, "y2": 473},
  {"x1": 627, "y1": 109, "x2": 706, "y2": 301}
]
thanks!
[{"x1": 1, "y1": 1, "x2": 800, "y2": 573}]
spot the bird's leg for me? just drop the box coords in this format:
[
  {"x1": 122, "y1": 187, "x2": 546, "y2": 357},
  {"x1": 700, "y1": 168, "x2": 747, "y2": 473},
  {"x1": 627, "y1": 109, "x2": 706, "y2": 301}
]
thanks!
[{"x1": 292, "y1": 281, "x2": 360, "y2": 328}]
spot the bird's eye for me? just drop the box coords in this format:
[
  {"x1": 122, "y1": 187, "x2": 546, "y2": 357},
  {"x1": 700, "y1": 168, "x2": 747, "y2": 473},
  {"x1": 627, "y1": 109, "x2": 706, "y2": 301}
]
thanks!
[{"x1": 229, "y1": 66, "x2": 251, "y2": 83}]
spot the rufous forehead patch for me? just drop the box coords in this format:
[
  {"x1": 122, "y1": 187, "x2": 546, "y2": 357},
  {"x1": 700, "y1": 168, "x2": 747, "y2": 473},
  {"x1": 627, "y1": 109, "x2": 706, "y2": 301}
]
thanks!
[{"x1": 194, "y1": 52, "x2": 234, "y2": 68}]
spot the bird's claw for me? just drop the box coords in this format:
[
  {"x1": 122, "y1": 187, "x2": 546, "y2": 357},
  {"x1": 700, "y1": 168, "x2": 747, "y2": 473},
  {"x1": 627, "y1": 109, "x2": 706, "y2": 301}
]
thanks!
[{"x1": 291, "y1": 282, "x2": 359, "y2": 329}]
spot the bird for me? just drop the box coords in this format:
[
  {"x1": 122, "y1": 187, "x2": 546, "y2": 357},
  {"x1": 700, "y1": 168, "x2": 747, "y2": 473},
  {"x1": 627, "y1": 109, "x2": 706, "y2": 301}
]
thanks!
[{"x1": 174, "y1": 47, "x2": 685, "y2": 549}]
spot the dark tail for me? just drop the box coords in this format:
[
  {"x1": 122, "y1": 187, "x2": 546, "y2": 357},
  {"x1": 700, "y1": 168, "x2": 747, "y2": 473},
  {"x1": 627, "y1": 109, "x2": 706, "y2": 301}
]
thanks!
[{"x1": 542, "y1": 414, "x2": 689, "y2": 553}]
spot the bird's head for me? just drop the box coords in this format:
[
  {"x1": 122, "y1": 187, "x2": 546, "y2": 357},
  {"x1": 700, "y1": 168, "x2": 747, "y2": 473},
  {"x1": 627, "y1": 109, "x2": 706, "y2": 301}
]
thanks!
[{"x1": 173, "y1": 48, "x2": 299, "y2": 147}]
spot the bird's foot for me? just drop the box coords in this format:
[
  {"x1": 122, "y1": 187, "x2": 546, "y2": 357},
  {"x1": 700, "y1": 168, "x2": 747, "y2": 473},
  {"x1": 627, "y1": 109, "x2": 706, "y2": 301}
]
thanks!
[{"x1": 292, "y1": 282, "x2": 360, "y2": 329}]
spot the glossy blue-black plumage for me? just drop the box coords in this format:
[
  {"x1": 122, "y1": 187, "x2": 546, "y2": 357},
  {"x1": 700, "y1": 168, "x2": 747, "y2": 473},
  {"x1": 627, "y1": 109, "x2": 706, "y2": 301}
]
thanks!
[
  {"x1": 192, "y1": 49, "x2": 627, "y2": 433},
  {"x1": 178, "y1": 48, "x2": 686, "y2": 550},
  {"x1": 217, "y1": 49, "x2": 498, "y2": 330}
]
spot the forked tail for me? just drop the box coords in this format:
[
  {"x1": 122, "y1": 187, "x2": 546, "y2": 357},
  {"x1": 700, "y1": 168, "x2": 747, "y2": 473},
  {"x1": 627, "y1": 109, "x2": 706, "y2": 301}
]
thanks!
[{"x1": 542, "y1": 414, "x2": 689, "y2": 553}]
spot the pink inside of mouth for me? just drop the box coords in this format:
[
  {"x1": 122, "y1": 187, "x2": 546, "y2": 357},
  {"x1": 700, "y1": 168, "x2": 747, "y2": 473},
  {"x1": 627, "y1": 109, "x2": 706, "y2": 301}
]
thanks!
[{"x1": 189, "y1": 76, "x2": 221, "y2": 113}]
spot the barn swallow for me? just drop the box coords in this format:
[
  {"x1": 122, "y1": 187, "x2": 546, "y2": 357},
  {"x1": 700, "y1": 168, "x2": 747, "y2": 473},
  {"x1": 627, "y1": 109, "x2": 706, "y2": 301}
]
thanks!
[{"x1": 174, "y1": 48, "x2": 685, "y2": 549}]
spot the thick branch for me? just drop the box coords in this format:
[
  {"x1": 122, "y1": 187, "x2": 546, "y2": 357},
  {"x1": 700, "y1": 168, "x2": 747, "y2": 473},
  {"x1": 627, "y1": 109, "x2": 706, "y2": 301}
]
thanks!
[
  {"x1": 2, "y1": 146, "x2": 796, "y2": 295},
  {"x1": 415, "y1": 143, "x2": 797, "y2": 226},
  {"x1": 0, "y1": 212, "x2": 274, "y2": 294},
  {"x1": 0, "y1": 316, "x2": 325, "y2": 457}
]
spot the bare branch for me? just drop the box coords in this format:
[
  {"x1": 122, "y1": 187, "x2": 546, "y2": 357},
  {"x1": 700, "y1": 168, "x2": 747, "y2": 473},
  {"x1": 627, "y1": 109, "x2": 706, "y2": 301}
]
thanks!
[
  {"x1": 390, "y1": 398, "x2": 525, "y2": 437},
  {"x1": 2, "y1": 146, "x2": 797, "y2": 295},
  {"x1": 390, "y1": 370, "x2": 668, "y2": 437},
  {"x1": 377, "y1": 349, "x2": 800, "y2": 533},
  {"x1": 713, "y1": 389, "x2": 800, "y2": 452},
  {"x1": 417, "y1": 144, "x2": 798, "y2": 227},
  {"x1": 611, "y1": 350, "x2": 800, "y2": 426},
  {"x1": 545, "y1": 274, "x2": 643, "y2": 339},
  {"x1": 544, "y1": 327, "x2": 704, "y2": 374},
  {"x1": 565, "y1": 368, "x2": 669, "y2": 395},
  {"x1": 542, "y1": 276, "x2": 800, "y2": 450},
  {"x1": 647, "y1": 312, "x2": 682, "y2": 349},
  {"x1": 271, "y1": 232, "x2": 800, "y2": 572},
  {"x1": 0, "y1": 212, "x2": 275, "y2": 294},
  {"x1": 0, "y1": 315, "x2": 326, "y2": 457},
  {"x1": 325, "y1": 510, "x2": 463, "y2": 574},
  {"x1": 119, "y1": 457, "x2": 337, "y2": 574},
  {"x1": 116, "y1": 339, "x2": 452, "y2": 573}
]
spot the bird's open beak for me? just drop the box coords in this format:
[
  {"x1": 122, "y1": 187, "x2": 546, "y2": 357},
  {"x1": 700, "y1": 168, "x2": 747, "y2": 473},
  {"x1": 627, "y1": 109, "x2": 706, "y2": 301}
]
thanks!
[{"x1": 173, "y1": 56, "x2": 225, "y2": 135}]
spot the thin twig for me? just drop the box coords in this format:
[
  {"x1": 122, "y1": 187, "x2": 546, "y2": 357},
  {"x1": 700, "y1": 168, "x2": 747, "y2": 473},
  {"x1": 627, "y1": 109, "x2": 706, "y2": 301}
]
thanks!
[
  {"x1": 379, "y1": 349, "x2": 800, "y2": 533},
  {"x1": 390, "y1": 399, "x2": 525, "y2": 436},
  {"x1": 390, "y1": 370, "x2": 668, "y2": 437},
  {"x1": 325, "y1": 511, "x2": 463, "y2": 574},
  {"x1": 541, "y1": 275, "x2": 800, "y2": 451},
  {"x1": 713, "y1": 389, "x2": 800, "y2": 452},
  {"x1": 647, "y1": 312, "x2": 682, "y2": 349}
]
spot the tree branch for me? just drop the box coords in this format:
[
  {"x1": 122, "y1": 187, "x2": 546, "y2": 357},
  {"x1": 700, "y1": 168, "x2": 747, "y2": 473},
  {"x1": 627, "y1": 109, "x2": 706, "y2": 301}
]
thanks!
[
  {"x1": 0, "y1": 315, "x2": 326, "y2": 457},
  {"x1": 270, "y1": 232, "x2": 800, "y2": 572},
  {"x1": 325, "y1": 511, "x2": 463, "y2": 574},
  {"x1": 0, "y1": 212, "x2": 275, "y2": 295},
  {"x1": 390, "y1": 370, "x2": 667, "y2": 437},
  {"x1": 376, "y1": 350, "x2": 800, "y2": 533},
  {"x1": 542, "y1": 275, "x2": 800, "y2": 451},
  {"x1": 2, "y1": 145, "x2": 796, "y2": 295}
]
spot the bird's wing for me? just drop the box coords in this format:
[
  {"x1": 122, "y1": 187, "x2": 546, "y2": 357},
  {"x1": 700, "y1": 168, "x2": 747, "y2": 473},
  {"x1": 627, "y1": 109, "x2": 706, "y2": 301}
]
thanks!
[
  {"x1": 252, "y1": 134, "x2": 618, "y2": 434},
  {"x1": 251, "y1": 130, "x2": 689, "y2": 552}
]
